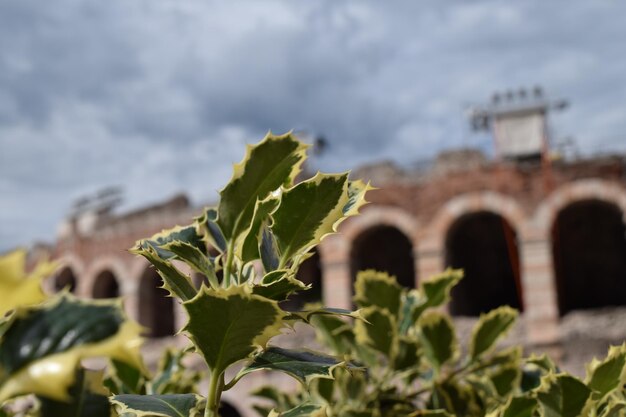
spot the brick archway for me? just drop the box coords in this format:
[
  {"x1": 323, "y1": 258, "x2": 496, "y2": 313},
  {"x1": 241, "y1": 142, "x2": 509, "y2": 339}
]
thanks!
[{"x1": 535, "y1": 179, "x2": 626, "y2": 235}]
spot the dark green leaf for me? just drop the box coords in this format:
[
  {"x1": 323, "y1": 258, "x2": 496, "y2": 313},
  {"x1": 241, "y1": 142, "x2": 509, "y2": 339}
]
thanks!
[
  {"x1": 355, "y1": 306, "x2": 396, "y2": 357},
  {"x1": 586, "y1": 344, "x2": 626, "y2": 400},
  {"x1": 354, "y1": 270, "x2": 403, "y2": 318},
  {"x1": 183, "y1": 286, "x2": 282, "y2": 375},
  {"x1": 238, "y1": 347, "x2": 345, "y2": 384},
  {"x1": 39, "y1": 368, "x2": 111, "y2": 417},
  {"x1": 470, "y1": 306, "x2": 518, "y2": 360},
  {"x1": 197, "y1": 207, "x2": 227, "y2": 253},
  {"x1": 252, "y1": 271, "x2": 307, "y2": 301},
  {"x1": 419, "y1": 312, "x2": 457, "y2": 372},
  {"x1": 241, "y1": 198, "x2": 280, "y2": 262},
  {"x1": 536, "y1": 374, "x2": 591, "y2": 417},
  {"x1": 500, "y1": 396, "x2": 537, "y2": 417}
]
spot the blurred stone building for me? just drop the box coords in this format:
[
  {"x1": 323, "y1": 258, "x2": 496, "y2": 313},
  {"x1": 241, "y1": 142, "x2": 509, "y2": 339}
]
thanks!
[{"x1": 47, "y1": 91, "x2": 626, "y2": 415}]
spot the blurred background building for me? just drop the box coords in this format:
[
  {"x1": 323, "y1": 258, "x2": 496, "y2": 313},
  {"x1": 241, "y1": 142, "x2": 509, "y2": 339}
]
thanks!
[{"x1": 34, "y1": 88, "x2": 626, "y2": 416}]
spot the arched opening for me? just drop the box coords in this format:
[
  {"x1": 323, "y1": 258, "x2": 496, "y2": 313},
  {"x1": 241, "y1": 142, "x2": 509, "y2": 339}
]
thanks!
[
  {"x1": 92, "y1": 270, "x2": 120, "y2": 299},
  {"x1": 350, "y1": 225, "x2": 416, "y2": 289},
  {"x1": 138, "y1": 267, "x2": 175, "y2": 338},
  {"x1": 445, "y1": 211, "x2": 522, "y2": 316},
  {"x1": 552, "y1": 199, "x2": 626, "y2": 315},
  {"x1": 54, "y1": 267, "x2": 77, "y2": 293},
  {"x1": 281, "y1": 250, "x2": 323, "y2": 310},
  {"x1": 219, "y1": 401, "x2": 242, "y2": 417}
]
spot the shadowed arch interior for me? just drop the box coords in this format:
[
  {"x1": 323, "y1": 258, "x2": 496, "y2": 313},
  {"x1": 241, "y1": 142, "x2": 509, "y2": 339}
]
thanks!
[
  {"x1": 138, "y1": 267, "x2": 175, "y2": 338},
  {"x1": 445, "y1": 211, "x2": 522, "y2": 316},
  {"x1": 552, "y1": 199, "x2": 626, "y2": 315},
  {"x1": 92, "y1": 270, "x2": 120, "y2": 299},
  {"x1": 281, "y1": 250, "x2": 323, "y2": 310},
  {"x1": 55, "y1": 266, "x2": 77, "y2": 293},
  {"x1": 350, "y1": 225, "x2": 416, "y2": 288},
  {"x1": 219, "y1": 401, "x2": 242, "y2": 417}
]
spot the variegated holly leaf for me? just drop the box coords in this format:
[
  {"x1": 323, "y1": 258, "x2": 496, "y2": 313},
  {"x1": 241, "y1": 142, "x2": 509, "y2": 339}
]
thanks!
[
  {"x1": 486, "y1": 396, "x2": 537, "y2": 417},
  {"x1": 354, "y1": 270, "x2": 403, "y2": 318},
  {"x1": 252, "y1": 270, "x2": 308, "y2": 302},
  {"x1": 0, "y1": 295, "x2": 143, "y2": 402},
  {"x1": 38, "y1": 368, "x2": 111, "y2": 417},
  {"x1": 470, "y1": 306, "x2": 518, "y2": 361},
  {"x1": 183, "y1": 286, "x2": 282, "y2": 375},
  {"x1": 240, "y1": 197, "x2": 280, "y2": 263},
  {"x1": 0, "y1": 249, "x2": 56, "y2": 316},
  {"x1": 136, "y1": 225, "x2": 205, "y2": 261},
  {"x1": 418, "y1": 312, "x2": 457, "y2": 373},
  {"x1": 412, "y1": 269, "x2": 463, "y2": 322},
  {"x1": 131, "y1": 245, "x2": 196, "y2": 302},
  {"x1": 270, "y1": 172, "x2": 351, "y2": 269},
  {"x1": 111, "y1": 394, "x2": 205, "y2": 417},
  {"x1": 285, "y1": 307, "x2": 363, "y2": 324},
  {"x1": 151, "y1": 348, "x2": 201, "y2": 395},
  {"x1": 355, "y1": 306, "x2": 396, "y2": 357},
  {"x1": 342, "y1": 180, "x2": 373, "y2": 216},
  {"x1": 536, "y1": 374, "x2": 591, "y2": 417},
  {"x1": 309, "y1": 314, "x2": 355, "y2": 356},
  {"x1": 489, "y1": 365, "x2": 521, "y2": 397},
  {"x1": 196, "y1": 207, "x2": 227, "y2": 253},
  {"x1": 585, "y1": 343, "x2": 626, "y2": 400},
  {"x1": 260, "y1": 222, "x2": 282, "y2": 273},
  {"x1": 408, "y1": 411, "x2": 454, "y2": 417},
  {"x1": 161, "y1": 240, "x2": 218, "y2": 289},
  {"x1": 237, "y1": 347, "x2": 346, "y2": 385},
  {"x1": 269, "y1": 403, "x2": 327, "y2": 417},
  {"x1": 217, "y1": 132, "x2": 307, "y2": 243}
]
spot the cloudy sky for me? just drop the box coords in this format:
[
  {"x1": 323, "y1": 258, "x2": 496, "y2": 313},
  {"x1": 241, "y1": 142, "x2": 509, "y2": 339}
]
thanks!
[{"x1": 1, "y1": 1, "x2": 625, "y2": 251}]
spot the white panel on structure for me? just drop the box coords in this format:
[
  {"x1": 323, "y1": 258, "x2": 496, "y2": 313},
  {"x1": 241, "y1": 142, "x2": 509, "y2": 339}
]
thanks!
[{"x1": 495, "y1": 112, "x2": 545, "y2": 157}]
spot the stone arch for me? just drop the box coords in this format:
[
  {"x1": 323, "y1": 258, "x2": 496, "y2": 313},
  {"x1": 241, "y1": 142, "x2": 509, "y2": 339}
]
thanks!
[
  {"x1": 445, "y1": 211, "x2": 523, "y2": 316},
  {"x1": 92, "y1": 270, "x2": 120, "y2": 299},
  {"x1": 551, "y1": 199, "x2": 626, "y2": 315},
  {"x1": 429, "y1": 192, "x2": 526, "y2": 246},
  {"x1": 138, "y1": 267, "x2": 175, "y2": 338},
  {"x1": 342, "y1": 206, "x2": 418, "y2": 289},
  {"x1": 219, "y1": 401, "x2": 242, "y2": 417},
  {"x1": 536, "y1": 179, "x2": 626, "y2": 233},
  {"x1": 54, "y1": 266, "x2": 77, "y2": 293}
]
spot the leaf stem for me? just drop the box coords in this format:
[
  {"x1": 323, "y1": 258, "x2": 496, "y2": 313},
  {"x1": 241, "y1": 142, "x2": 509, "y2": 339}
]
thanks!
[
  {"x1": 223, "y1": 240, "x2": 235, "y2": 287},
  {"x1": 205, "y1": 371, "x2": 224, "y2": 417}
]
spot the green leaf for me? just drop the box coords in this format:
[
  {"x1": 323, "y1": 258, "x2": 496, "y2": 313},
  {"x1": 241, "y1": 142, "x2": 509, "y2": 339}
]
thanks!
[
  {"x1": 237, "y1": 347, "x2": 346, "y2": 384},
  {"x1": 271, "y1": 173, "x2": 350, "y2": 269},
  {"x1": 260, "y1": 223, "x2": 282, "y2": 272},
  {"x1": 105, "y1": 358, "x2": 147, "y2": 394},
  {"x1": 161, "y1": 241, "x2": 219, "y2": 289},
  {"x1": 585, "y1": 343, "x2": 626, "y2": 400},
  {"x1": 183, "y1": 286, "x2": 282, "y2": 375},
  {"x1": 602, "y1": 401, "x2": 626, "y2": 417},
  {"x1": 412, "y1": 269, "x2": 463, "y2": 321},
  {"x1": 309, "y1": 314, "x2": 355, "y2": 356},
  {"x1": 418, "y1": 312, "x2": 457, "y2": 372},
  {"x1": 536, "y1": 374, "x2": 591, "y2": 417},
  {"x1": 151, "y1": 348, "x2": 200, "y2": 395},
  {"x1": 252, "y1": 271, "x2": 308, "y2": 302},
  {"x1": 392, "y1": 336, "x2": 420, "y2": 371},
  {"x1": 39, "y1": 368, "x2": 111, "y2": 417},
  {"x1": 342, "y1": 180, "x2": 373, "y2": 216},
  {"x1": 500, "y1": 396, "x2": 537, "y2": 417},
  {"x1": 217, "y1": 132, "x2": 307, "y2": 242},
  {"x1": 408, "y1": 411, "x2": 454, "y2": 417},
  {"x1": 241, "y1": 197, "x2": 280, "y2": 263},
  {"x1": 489, "y1": 365, "x2": 521, "y2": 397},
  {"x1": 131, "y1": 245, "x2": 196, "y2": 301},
  {"x1": 111, "y1": 394, "x2": 205, "y2": 417},
  {"x1": 354, "y1": 306, "x2": 396, "y2": 357},
  {"x1": 470, "y1": 306, "x2": 518, "y2": 360},
  {"x1": 354, "y1": 270, "x2": 403, "y2": 318},
  {"x1": 196, "y1": 207, "x2": 227, "y2": 253},
  {"x1": 269, "y1": 403, "x2": 327, "y2": 417},
  {"x1": 0, "y1": 295, "x2": 143, "y2": 402}
]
